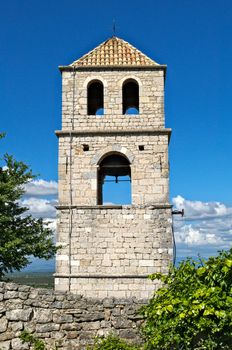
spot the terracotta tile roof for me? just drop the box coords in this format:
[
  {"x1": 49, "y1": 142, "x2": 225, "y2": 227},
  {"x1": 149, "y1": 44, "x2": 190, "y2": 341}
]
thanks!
[{"x1": 70, "y1": 36, "x2": 159, "y2": 67}]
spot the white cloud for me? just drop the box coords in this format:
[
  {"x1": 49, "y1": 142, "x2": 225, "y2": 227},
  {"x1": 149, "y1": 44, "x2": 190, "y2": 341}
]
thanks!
[
  {"x1": 172, "y1": 196, "x2": 232, "y2": 258},
  {"x1": 43, "y1": 218, "x2": 57, "y2": 232},
  {"x1": 175, "y1": 224, "x2": 223, "y2": 246},
  {"x1": 20, "y1": 197, "x2": 57, "y2": 219},
  {"x1": 173, "y1": 195, "x2": 232, "y2": 220},
  {"x1": 17, "y1": 179, "x2": 58, "y2": 272},
  {"x1": 24, "y1": 179, "x2": 58, "y2": 196}
]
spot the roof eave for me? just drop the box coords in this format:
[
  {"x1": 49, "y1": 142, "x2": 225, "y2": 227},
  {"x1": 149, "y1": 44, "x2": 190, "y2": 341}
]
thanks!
[{"x1": 59, "y1": 64, "x2": 167, "y2": 73}]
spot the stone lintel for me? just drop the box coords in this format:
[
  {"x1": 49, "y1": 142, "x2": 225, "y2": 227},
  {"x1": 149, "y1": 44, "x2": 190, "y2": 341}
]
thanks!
[
  {"x1": 55, "y1": 204, "x2": 172, "y2": 210},
  {"x1": 55, "y1": 128, "x2": 172, "y2": 142}
]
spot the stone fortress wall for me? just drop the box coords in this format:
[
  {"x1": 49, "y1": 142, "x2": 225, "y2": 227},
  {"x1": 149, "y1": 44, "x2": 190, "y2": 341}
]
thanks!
[{"x1": 0, "y1": 282, "x2": 144, "y2": 350}]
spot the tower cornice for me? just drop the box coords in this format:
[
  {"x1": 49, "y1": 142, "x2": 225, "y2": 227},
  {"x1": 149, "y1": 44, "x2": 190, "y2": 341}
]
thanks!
[
  {"x1": 59, "y1": 65, "x2": 167, "y2": 72},
  {"x1": 59, "y1": 65, "x2": 167, "y2": 80},
  {"x1": 56, "y1": 204, "x2": 173, "y2": 210},
  {"x1": 55, "y1": 128, "x2": 172, "y2": 142}
]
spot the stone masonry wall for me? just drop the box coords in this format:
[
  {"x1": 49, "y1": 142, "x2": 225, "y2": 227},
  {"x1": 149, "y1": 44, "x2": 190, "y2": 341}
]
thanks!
[
  {"x1": 58, "y1": 133, "x2": 170, "y2": 206},
  {"x1": 55, "y1": 206, "x2": 172, "y2": 299},
  {"x1": 0, "y1": 282, "x2": 145, "y2": 350},
  {"x1": 61, "y1": 69, "x2": 165, "y2": 130},
  {"x1": 56, "y1": 63, "x2": 172, "y2": 296}
]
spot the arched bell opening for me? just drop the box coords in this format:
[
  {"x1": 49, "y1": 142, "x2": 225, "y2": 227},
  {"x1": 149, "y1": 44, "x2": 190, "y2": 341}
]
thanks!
[
  {"x1": 97, "y1": 153, "x2": 131, "y2": 205},
  {"x1": 87, "y1": 80, "x2": 104, "y2": 115},
  {"x1": 122, "y1": 79, "x2": 139, "y2": 115}
]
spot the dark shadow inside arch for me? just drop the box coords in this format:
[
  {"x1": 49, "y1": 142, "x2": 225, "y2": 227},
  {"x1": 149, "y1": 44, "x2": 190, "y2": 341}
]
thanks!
[
  {"x1": 123, "y1": 79, "x2": 139, "y2": 115},
  {"x1": 87, "y1": 81, "x2": 104, "y2": 115},
  {"x1": 97, "y1": 153, "x2": 131, "y2": 205}
]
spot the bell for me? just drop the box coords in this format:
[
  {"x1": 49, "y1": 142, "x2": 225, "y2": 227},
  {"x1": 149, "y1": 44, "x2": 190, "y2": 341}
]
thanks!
[{"x1": 99, "y1": 154, "x2": 131, "y2": 178}]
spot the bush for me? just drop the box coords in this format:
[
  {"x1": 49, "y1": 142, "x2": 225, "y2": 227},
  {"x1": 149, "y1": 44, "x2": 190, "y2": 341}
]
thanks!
[
  {"x1": 89, "y1": 334, "x2": 141, "y2": 350},
  {"x1": 20, "y1": 330, "x2": 46, "y2": 350},
  {"x1": 140, "y1": 249, "x2": 232, "y2": 349}
]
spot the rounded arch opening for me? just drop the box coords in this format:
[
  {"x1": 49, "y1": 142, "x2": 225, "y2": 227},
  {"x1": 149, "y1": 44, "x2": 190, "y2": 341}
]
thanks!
[
  {"x1": 97, "y1": 153, "x2": 131, "y2": 205},
  {"x1": 122, "y1": 79, "x2": 139, "y2": 115},
  {"x1": 87, "y1": 80, "x2": 104, "y2": 115}
]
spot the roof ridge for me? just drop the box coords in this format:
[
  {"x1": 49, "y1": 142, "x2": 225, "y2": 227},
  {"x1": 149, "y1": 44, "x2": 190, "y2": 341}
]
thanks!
[{"x1": 69, "y1": 36, "x2": 160, "y2": 67}]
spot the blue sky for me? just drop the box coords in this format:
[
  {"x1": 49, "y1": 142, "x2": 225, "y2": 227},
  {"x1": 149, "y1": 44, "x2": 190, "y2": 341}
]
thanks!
[{"x1": 1, "y1": 0, "x2": 232, "y2": 270}]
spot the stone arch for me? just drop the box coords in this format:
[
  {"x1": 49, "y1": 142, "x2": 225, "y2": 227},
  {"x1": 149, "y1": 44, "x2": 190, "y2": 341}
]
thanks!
[
  {"x1": 87, "y1": 80, "x2": 104, "y2": 115},
  {"x1": 97, "y1": 152, "x2": 131, "y2": 205},
  {"x1": 90, "y1": 145, "x2": 134, "y2": 166},
  {"x1": 119, "y1": 76, "x2": 142, "y2": 115},
  {"x1": 119, "y1": 75, "x2": 142, "y2": 88},
  {"x1": 83, "y1": 76, "x2": 108, "y2": 89},
  {"x1": 119, "y1": 76, "x2": 142, "y2": 101},
  {"x1": 83, "y1": 75, "x2": 107, "y2": 115}
]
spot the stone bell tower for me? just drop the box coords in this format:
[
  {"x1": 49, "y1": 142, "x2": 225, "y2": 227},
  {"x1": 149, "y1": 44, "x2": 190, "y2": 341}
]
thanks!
[{"x1": 55, "y1": 36, "x2": 172, "y2": 299}]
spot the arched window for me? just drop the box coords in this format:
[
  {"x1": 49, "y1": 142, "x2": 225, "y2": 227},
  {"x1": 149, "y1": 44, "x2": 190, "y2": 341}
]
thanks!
[
  {"x1": 122, "y1": 79, "x2": 139, "y2": 115},
  {"x1": 87, "y1": 80, "x2": 104, "y2": 115},
  {"x1": 97, "y1": 153, "x2": 131, "y2": 205}
]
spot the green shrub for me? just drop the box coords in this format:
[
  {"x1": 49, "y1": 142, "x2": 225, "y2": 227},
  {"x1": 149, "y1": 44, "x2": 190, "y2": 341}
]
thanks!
[
  {"x1": 20, "y1": 330, "x2": 46, "y2": 350},
  {"x1": 140, "y1": 249, "x2": 232, "y2": 349},
  {"x1": 89, "y1": 334, "x2": 141, "y2": 350}
]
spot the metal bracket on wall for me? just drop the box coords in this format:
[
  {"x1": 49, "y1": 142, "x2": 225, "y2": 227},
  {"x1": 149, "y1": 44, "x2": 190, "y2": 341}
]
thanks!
[{"x1": 172, "y1": 209, "x2": 184, "y2": 217}]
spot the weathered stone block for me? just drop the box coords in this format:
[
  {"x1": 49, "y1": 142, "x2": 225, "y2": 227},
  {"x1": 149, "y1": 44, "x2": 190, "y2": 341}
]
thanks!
[
  {"x1": 4, "y1": 291, "x2": 19, "y2": 299},
  {"x1": 18, "y1": 285, "x2": 31, "y2": 292},
  {"x1": 35, "y1": 309, "x2": 52, "y2": 323},
  {"x1": 65, "y1": 331, "x2": 79, "y2": 339},
  {"x1": 36, "y1": 323, "x2": 60, "y2": 333},
  {"x1": 9, "y1": 321, "x2": 23, "y2": 332},
  {"x1": 11, "y1": 338, "x2": 29, "y2": 350},
  {"x1": 18, "y1": 292, "x2": 29, "y2": 300},
  {"x1": 50, "y1": 331, "x2": 65, "y2": 339},
  {"x1": 61, "y1": 322, "x2": 82, "y2": 331},
  {"x1": 5, "y1": 283, "x2": 18, "y2": 291},
  {"x1": 0, "y1": 331, "x2": 14, "y2": 341},
  {"x1": 0, "y1": 317, "x2": 8, "y2": 332},
  {"x1": 6, "y1": 308, "x2": 33, "y2": 322},
  {"x1": 53, "y1": 313, "x2": 73, "y2": 323},
  {"x1": 0, "y1": 340, "x2": 11, "y2": 350}
]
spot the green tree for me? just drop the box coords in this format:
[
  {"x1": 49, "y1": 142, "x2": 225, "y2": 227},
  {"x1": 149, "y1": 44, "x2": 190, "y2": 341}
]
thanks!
[
  {"x1": 0, "y1": 134, "x2": 57, "y2": 278},
  {"x1": 140, "y1": 249, "x2": 232, "y2": 349}
]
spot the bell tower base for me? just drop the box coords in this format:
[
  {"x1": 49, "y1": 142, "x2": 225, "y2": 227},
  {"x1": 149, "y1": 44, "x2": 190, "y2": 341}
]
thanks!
[{"x1": 55, "y1": 205, "x2": 172, "y2": 299}]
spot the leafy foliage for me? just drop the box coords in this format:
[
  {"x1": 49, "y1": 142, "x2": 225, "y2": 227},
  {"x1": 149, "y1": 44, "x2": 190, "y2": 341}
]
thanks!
[
  {"x1": 0, "y1": 136, "x2": 57, "y2": 278},
  {"x1": 89, "y1": 334, "x2": 141, "y2": 350},
  {"x1": 140, "y1": 249, "x2": 232, "y2": 349},
  {"x1": 20, "y1": 330, "x2": 46, "y2": 350}
]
